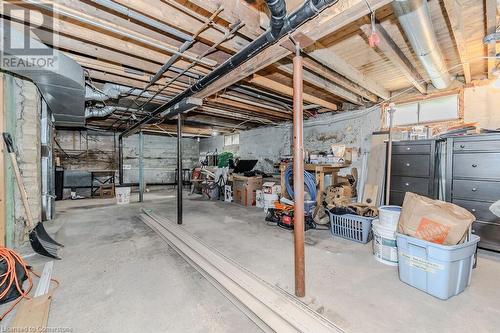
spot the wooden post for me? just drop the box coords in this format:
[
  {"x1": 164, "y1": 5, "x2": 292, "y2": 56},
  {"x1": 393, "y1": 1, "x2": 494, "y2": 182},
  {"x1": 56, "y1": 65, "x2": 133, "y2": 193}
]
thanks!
[
  {"x1": 0, "y1": 74, "x2": 5, "y2": 246},
  {"x1": 293, "y1": 43, "x2": 305, "y2": 297}
]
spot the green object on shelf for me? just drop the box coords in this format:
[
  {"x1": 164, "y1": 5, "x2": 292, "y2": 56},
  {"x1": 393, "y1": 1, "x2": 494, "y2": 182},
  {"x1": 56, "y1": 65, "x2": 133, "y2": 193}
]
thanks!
[{"x1": 217, "y1": 151, "x2": 234, "y2": 168}]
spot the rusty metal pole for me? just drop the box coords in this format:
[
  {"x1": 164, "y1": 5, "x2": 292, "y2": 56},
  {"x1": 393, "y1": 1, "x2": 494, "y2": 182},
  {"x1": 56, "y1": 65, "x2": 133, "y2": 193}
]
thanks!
[{"x1": 293, "y1": 42, "x2": 305, "y2": 298}]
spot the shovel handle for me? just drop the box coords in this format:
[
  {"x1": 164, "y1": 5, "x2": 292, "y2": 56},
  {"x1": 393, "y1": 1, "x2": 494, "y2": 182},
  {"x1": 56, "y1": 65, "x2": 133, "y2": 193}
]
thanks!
[{"x1": 3, "y1": 133, "x2": 35, "y2": 230}]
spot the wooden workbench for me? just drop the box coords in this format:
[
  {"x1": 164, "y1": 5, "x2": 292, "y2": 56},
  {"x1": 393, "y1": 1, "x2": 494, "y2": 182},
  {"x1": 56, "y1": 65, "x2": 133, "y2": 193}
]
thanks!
[{"x1": 279, "y1": 162, "x2": 350, "y2": 204}]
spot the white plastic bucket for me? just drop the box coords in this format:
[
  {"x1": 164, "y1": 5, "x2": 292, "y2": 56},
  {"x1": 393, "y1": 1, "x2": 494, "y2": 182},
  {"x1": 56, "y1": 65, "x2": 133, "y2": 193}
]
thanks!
[
  {"x1": 378, "y1": 205, "x2": 402, "y2": 229},
  {"x1": 372, "y1": 219, "x2": 398, "y2": 266},
  {"x1": 116, "y1": 187, "x2": 131, "y2": 204}
]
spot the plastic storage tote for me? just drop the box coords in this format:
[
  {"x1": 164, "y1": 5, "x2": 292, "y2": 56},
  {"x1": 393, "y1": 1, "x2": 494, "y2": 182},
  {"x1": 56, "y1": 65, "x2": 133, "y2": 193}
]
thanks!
[
  {"x1": 327, "y1": 211, "x2": 374, "y2": 244},
  {"x1": 396, "y1": 233, "x2": 480, "y2": 300}
]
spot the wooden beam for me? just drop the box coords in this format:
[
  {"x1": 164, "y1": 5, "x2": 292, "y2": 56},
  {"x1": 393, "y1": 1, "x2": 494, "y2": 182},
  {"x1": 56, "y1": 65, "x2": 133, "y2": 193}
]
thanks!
[
  {"x1": 208, "y1": 97, "x2": 291, "y2": 119},
  {"x1": 485, "y1": 0, "x2": 498, "y2": 79},
  {"x1": 181, "y1": 0, "x2": 262, "y2": 39},
  {"x1": 195, "y1": 0, "x2": 394, "y2": 99},
  {"x1": 301, "y1": 58, "x2": 378, "y2": 102},
  {"x1": 442, "y1": 0, "x2": 472, "y2": 83},
  {"x1": 0, "y1": 4, "x2": 209, "y2": 76},
  {"x1": 276, "y1": 62, "x2": 364, "y2": 105},
  {"x1": 67, "y1": 54, "x2": 186, "y2": 92},
  {"x1": 249, "y1": 75, "x2": 338, "y2": 110},
  {"x1": 0, "y1": 73, "x2": 5, "y2": 246},
  {"x1": 307, "y1": 45, "x2": 390, "y2": 99},
  {"x1": 360, "y1": 23, "x2": 427, "y2": 93},
  {"x1": 113, "y1": 0, "x2": 250, "y2": 54},
  {"x1": 43, "y1": 0, "x2": 216, "y2": 67}
]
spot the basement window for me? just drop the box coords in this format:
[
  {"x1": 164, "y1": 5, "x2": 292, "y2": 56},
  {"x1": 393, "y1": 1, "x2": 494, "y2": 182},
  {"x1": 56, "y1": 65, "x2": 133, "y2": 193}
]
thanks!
[
  {"x1": 386, "y1": 95, "x2": 459, "y2": 127},
  {"x1": 224, "y1": 133, "x2": 239, "y2": 146}
]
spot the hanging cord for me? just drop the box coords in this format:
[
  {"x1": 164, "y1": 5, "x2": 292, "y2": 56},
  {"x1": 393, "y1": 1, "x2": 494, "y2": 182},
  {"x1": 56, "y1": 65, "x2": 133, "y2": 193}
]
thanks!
[{"x1": 0, "y1": 248, "x2": 60, "y2": 321}]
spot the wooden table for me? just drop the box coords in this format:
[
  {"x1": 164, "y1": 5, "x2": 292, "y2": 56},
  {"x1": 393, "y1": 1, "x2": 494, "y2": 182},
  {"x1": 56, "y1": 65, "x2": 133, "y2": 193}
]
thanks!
[
  {"x1": 279, "y1": 163, "x2": 350, "y2": 205},
  {"x1": 90, "y1": 170, "x2": 116, "y2": 197}
]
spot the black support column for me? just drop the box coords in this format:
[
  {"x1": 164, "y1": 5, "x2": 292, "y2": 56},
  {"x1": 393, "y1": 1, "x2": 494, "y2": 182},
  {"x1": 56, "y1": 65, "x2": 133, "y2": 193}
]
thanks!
[{"x1": 177, "y1": 115, "x2": 183, "y2": 225}]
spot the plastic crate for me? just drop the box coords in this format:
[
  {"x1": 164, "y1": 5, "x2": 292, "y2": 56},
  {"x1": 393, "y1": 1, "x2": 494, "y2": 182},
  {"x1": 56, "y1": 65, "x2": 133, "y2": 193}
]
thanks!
[
  {"x1": 327, "y1": 212, "x2": 374, "y2": 244},
  {"x1": 396, "y1": 233, "x2": 480, "y2": 300}
]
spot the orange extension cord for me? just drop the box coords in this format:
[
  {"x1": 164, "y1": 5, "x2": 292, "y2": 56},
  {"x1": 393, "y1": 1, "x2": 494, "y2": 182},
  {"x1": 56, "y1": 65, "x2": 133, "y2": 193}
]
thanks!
[{"x1": 0, "y1": 247, "x2": 59, "y2": 321}]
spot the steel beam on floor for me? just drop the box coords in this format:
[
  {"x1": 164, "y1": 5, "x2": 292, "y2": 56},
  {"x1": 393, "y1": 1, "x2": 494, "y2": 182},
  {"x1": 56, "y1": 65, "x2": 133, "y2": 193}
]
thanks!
[{"x1": 139, "y1": 210, "x2": 343, "y2": 333}]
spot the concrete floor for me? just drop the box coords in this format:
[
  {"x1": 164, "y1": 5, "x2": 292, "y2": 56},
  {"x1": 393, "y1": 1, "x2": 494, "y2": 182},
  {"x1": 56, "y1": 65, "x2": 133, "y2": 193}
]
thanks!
[{"x1": 5, "y1": 188, "x2": 500, "y2": 332}]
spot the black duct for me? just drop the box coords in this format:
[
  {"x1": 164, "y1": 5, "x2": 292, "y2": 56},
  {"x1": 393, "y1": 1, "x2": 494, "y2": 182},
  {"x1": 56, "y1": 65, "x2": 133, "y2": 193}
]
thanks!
[{"x1": 120, "y1": 0, "x2": 339, "y2": 138}]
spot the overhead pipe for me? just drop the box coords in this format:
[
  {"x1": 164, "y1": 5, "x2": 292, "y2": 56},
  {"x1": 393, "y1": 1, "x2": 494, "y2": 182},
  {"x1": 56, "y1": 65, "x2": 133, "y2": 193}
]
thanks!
[
  {"x1": 392, "y1": 0, "x2": 453, "y2": 89},
  {"x1": 120, "y1": 0, "x2": 340, "y2": 138},
  {"x1": 90, "y1": 0, "x2": 192, "y2": 41},
  {"x1": 85, "y1": 84, "x2": 169, "y2": 103}
]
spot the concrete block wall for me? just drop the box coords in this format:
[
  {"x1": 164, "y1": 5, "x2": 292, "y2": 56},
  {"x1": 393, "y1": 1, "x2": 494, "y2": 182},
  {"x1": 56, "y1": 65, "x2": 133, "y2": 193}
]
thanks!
[
  {"x1": 55, "y1": 130, "x2": 200, "y2": 189},
  {"x1": 200, "y1": 108, "x2": 382, "y2": 175},
  {"x1": 122, "y1": 134, "x2": 199, "y2": 184}
]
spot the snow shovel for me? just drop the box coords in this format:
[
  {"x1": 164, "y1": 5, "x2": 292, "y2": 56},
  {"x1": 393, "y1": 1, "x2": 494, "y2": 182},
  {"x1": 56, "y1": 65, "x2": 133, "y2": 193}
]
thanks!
[{"x1": 2, "y1": 133, "x2": 63, "y2": 259}]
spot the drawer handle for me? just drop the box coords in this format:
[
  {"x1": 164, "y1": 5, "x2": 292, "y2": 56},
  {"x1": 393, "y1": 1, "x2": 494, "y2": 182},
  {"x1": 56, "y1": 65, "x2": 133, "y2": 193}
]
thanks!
[
  {"x1": 460, "y1": 144, "x2": 465, "y2": 149},
  {"x1": 406, "y1": 147, "x2": 411, "y2": 151},
  {"x1": 405, "y1": 183, "x2": 410, "y2": 186},
  {"x1": 405, "y1": 163, "x2": 411, "y2": 167},
  {"x1": 472, "y1": 188, "x2": 477, "y2": 192},
  {"x1": 472, "y1": 164, "x2": 478, "y2": 168},
  {"x1": 471, "y1": 208, "x2": 476, "y2": 213}
]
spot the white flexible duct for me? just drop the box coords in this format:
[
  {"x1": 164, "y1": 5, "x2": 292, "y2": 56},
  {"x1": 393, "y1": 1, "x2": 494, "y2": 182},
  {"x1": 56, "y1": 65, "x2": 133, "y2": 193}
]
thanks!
[
  {"x1": 393, "y1": 0, "x2": 453, "y2": 89},
  {"x1": 85, "y1": 84, "x2": 170, "y2": 102},
  {"x1": 85, "y1": 106, "x2": 117, "y2": 118}
]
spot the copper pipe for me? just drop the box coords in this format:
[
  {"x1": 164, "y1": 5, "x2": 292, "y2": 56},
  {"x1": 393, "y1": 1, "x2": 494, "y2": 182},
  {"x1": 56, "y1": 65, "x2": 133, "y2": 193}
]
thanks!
[{"x1": 293, "y1": 43, "x2": 305, "y2": 298}]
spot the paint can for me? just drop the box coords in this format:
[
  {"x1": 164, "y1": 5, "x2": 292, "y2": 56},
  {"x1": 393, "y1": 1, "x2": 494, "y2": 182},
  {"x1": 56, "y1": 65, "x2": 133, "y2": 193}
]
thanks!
[
  {"x1": 372, "y1": 219, "x2": 398, "y2": 266},
  {"x1": 378, "y1": 205, "x2": 402, "y2": 229}
]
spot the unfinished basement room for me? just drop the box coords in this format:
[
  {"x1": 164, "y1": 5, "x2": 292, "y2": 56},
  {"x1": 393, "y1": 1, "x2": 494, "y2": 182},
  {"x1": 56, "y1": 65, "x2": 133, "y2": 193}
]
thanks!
[{"x1": 1, "y1": 0, "x2": 500, "y2": 331}]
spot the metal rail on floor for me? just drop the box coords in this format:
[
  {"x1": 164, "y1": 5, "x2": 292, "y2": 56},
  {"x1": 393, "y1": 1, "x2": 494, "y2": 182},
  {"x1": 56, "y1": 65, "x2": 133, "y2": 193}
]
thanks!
[{"x1": 139, "y1": 209, "x2": 344, "y2": 333}]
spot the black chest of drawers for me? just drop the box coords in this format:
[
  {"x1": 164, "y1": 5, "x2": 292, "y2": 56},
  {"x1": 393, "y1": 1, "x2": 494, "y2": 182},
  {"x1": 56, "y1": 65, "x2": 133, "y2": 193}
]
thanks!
[
  {"x1": 389, "y1": 140, "x2": 438, "y2": 206},
  {"x1": 445, "y1": 134, "x2": 500, "y2": 251}
]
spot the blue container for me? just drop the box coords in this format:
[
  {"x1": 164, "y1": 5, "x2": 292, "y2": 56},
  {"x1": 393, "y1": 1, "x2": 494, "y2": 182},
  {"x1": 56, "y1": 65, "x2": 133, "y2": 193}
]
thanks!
[
  {"x1": 396, "y1": 233, "x2": 480, "y2": 300},
  {"x1": 327, "y1": 212, "x2": 374, "y2": 244}
]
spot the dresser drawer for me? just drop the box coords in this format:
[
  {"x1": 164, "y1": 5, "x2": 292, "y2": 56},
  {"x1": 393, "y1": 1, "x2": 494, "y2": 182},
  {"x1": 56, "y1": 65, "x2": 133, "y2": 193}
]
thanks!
[
  {"x1": 452, "y1": 180, "x2": 500, "y2": 201},
  {"x1": 389, "y1": 191, "x2": 406, "y2": 206},
  {"x1": 471, "y1": 221, "x2": 500, "y2": 252},
  {"x1": 391, "y1": 155, "x2": 430, "y2": 177},
  {"x1": 454, "y1": 140, "x2": 500, "y2": 152},
  {"x1": 392, "y1": 144, "x2": 431, "y2": 155},
  {"x1": 391, "y1": 176, "x2": 430, "y2": 195},
  {"x1": 453, "y1": 153, "x2": 500, "y2": 180},
  {"x1": 452, "y1": 199, "x2": 500, "y2": 223}
]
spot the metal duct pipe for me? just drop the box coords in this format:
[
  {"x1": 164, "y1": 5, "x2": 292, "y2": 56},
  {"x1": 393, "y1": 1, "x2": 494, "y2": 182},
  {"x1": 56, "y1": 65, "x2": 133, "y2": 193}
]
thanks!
[
  {"x1": 392, "y1": 0, "x2": 453, "y2": 89},
  {"x1": 121, "y1": 0, "x2": 339, "y2": 137},
  {"x1": 91, "y1": 0, "x2": 192, "y2": 41},
  {"x1": 85, "y1": 106, "x2": 117, "y2": 118},
  {"x1": 85, "y1": 84, "x2": 169, "y2": 102}
]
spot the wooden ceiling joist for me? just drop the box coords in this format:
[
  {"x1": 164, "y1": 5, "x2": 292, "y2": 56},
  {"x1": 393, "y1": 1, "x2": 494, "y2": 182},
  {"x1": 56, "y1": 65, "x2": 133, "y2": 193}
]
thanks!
[
  {"x1": 276, "y1": 62, "x2": 364, "y2": 105},
  {"x1": 360, "y1": 23, "x2": 427, "y2": 94},
  {"x1": 195, "y1": 0, "x2": 394, "y2": 100},
  {"x1": 1, "y1": 3, "x2": 209, "y2": 76},
  {"x1": 307, "y1": 45, "x2": 390, "y2": 99},
  {"x1": 442, "y1": 0, "x2": 472, "y2": 83},
  {"x1": 485, "y1": 0, "x2": 499, "y2": 79},
  {"x1": 249, "y1": 75, "x2": 338, "y2": 110}
]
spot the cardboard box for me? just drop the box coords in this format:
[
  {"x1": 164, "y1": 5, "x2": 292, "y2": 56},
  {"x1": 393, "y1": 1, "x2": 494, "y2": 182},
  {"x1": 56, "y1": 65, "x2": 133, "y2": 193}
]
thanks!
[
  {"x1": 262, "y1": 181, "x2": 281, "y2": 195},
  {"x1": 233, "y1": 175, "x2": 263, "y2": 206}
]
